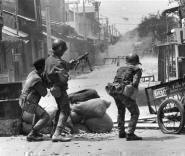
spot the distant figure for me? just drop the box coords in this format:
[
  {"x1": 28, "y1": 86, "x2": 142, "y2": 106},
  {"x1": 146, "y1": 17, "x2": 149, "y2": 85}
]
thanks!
[
  {"x1": 113, "y1": 53, "x2": 143, "y2": 141},
  {"x1": 45, "y1": 39, "x2": 77, "y2": 142},
  {"x1": 19, "y1": 58, "x2": 50, "y2": 142}
]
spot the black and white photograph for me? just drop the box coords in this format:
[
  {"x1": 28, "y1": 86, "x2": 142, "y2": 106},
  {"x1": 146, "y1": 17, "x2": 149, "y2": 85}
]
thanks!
[{"x1": 0, "y1": 0, "x2": 185, "y2": 155}]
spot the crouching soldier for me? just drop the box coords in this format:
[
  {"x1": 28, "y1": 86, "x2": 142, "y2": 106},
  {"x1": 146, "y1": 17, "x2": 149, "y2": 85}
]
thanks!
[
  {"x1": 45, "y1": 39, "x2": 77, "y2": 142},
  {"x1": 113, "y1": 53, "x2": 142, "y2": 141},
  {"x1": 19, "y1": 58, "x2": 50, "y2": 142}
]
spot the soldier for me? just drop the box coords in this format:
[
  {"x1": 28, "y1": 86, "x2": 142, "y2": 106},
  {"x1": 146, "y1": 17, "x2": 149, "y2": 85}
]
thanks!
[
  {"x1": 45, "y1": 39, "x2": 77, "y2": 142},
  {"x1": 113, "y1": 53, "x2": 142, "y2": 141},
  {"x1": 19, "y1": 58, "x2": 50, "y2": 142}
]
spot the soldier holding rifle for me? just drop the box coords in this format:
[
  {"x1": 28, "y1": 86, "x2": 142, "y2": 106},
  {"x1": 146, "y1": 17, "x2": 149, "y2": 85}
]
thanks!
[
  {"x1": 45, "y1": 39, "x2": 80, "y2": 142},
  {"x1": 45, "y1": 39, "x2": 91, "y2": 142}
]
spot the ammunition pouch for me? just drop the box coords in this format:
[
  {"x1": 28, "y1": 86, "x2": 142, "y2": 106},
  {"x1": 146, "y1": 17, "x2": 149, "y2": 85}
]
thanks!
[
  {"x1": 105, "y1": 83, "x2": 138, "y2": 100},
  {"x1": 105, "y1": 82, "x2": 124, "y2": 96}
]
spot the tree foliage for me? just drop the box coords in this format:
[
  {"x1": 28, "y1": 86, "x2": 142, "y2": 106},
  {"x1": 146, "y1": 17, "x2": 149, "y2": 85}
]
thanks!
[
  {"x1": 137, "y1": 13, "x2": 178, "y2": 41},
  {"x1": 169, "y1": 0, "x2": 185, "y2": 5}
]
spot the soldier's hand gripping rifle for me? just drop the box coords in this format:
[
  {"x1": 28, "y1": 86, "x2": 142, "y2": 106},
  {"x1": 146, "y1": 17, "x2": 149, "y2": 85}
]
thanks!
[{"x1": 74, "y1": 52, "x2": 93, "y2": 71}]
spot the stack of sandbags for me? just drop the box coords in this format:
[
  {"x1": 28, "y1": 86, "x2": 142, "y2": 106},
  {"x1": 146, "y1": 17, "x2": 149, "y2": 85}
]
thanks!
[
  {"x1": 85, "y1": 113, "x2": 113, "y2": 133},
  {"x1": 21, "y1": 90, "x2": 58, "y2": 135},
  {"x1": 70, "y1": 98, "x2": 113, "y2": 133},
  {"x1": 70, "y1": 98, "x2": 110, "y2": 119},
  {"x1": 69, "y1": 89, "x2": 100, "y2": 104}
]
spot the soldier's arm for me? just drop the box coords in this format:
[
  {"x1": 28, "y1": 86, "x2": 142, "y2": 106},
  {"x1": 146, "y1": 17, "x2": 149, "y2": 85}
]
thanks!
[
  {"x1": 34, "y1": 81, "x2": 47, "y2": 97},
  {"x1": 132, "y1": 69, "x2": 142, "y2": 88},
  {"x1": 65, "y1": 60, "x2": 78, "y2": 70},
  {"x1": 52, "y1": 66, "x2": 65, "y2": 73}
]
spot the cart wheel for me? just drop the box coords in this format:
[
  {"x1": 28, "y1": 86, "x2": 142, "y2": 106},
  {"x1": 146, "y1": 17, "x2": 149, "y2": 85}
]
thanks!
[{"x1": 157, "y1": 98, "x2": 185, "y2": 134}]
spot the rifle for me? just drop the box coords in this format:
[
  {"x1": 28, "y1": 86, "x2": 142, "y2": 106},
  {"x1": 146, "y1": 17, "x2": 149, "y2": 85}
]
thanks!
[
  {"x1": 74, "y1": 52, "x2": 93, "y2": 71},
  {"x1": 75, "y1": 52, "x2": 89, "y2": 62}
]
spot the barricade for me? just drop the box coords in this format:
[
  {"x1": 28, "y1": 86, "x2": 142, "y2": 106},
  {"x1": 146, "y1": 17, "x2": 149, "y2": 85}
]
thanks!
[{"x1": 0, "y1": 82, "x2": 22, "y2": 136}]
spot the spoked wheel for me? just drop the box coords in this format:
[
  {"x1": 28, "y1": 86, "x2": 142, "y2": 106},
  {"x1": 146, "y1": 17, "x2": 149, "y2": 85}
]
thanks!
[{"x1": 157, "y1": 98, "x2": 185, "y2": 134}]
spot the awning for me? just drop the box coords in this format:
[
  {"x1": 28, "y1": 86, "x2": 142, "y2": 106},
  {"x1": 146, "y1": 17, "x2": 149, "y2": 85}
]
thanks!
[
  {"x1": 87, "y1": 35, "x2": 98, "y2": 40},
  {"x1": 2, "y1": 26, "x2": 28, "y2": 38},
  {"x1": 42, "y1": 32, "x2": 60, "y2": 40},
  {"x1": 76, "y1": 6, "x2": 95, "y2": 13}
]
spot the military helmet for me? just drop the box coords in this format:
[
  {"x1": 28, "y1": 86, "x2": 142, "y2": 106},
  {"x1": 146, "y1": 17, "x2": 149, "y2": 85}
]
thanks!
[
  {"x1": 52, "y1": 39, "x2": 67, "y2": 51},
  {"x1": 126, "y1": 53, "x2": 141, "y2": 65}
]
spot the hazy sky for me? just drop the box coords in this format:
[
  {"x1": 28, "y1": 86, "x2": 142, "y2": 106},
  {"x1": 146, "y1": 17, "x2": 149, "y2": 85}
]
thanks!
[{"x1": 99, "y1": 0, "x2": 170, "y2": 34}]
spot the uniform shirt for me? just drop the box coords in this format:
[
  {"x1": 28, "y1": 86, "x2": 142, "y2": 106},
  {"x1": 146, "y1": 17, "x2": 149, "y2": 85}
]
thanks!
[
  {"x1": 45, "y1": 54, "x2": 73, "y2": 89},
  {"x1": 114, "y1": 64, "x2": 142, "y2": 88},
  {"x1": 20, "y1": 70, "x2": 47, "y2": 104}
]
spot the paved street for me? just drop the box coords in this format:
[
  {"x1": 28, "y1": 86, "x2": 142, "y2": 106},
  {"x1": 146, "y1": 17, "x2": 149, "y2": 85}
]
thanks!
[
  {"x1": 1, "y1": 129, "x2": 185, "y2": 156},
  {"x1": 1, "y1": 61, "x2": 185, "y2": 156}
]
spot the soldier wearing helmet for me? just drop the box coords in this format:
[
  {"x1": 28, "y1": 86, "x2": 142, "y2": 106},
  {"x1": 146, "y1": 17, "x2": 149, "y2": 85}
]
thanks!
[
  {"x1": 126, "y1": 53, "x2": 141, "y2": 65},
  {"x1": 112, "y1": 53, "x2": 142, "y2": 141},
  {"x1": 44, "y1": 39, "x2": 77, "y2": 142}
]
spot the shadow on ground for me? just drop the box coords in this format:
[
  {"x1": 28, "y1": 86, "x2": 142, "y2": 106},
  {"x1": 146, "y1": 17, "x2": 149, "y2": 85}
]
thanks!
[
  {"x1": 72, "y1": 135, "x2": 115, "y2": 142},
  {"x1": 143, "y1": 135, "x2": 178, "y2": 141}
]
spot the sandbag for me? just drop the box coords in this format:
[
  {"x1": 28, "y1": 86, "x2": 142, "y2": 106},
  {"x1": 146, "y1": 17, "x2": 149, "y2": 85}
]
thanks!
[
  {"x1": 70, "y1": 111, "x2": 82, "y2": 124},
  {"x1": 73, "y1": 124, "x2": 90, "y2": 134},
  {"x1": 85, "y1": 113, "x2": 113, "y2": 133},
  {"x1": 22, "y1": 111, "x2": 34, "y2": 124},
  {"x1": 70, "y1": 98, "x2": 111, "y2": 119},
  {"x1": 69, "y1": 89, "x2": 100, "y2": 104}
]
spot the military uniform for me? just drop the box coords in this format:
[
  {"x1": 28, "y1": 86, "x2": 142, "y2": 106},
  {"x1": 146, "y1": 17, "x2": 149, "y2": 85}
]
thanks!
[
  {"x1": 45, "y1": 53, "x2": 75, "y2": 141},
  {"x1": 113, "y1": 64, "x2": 142, "y2": 137},
  {"x1": 19, "y1": 70, "x2": 47, "y2": 116},
  {"x1": 19, "y1": 58, "x2": 50, "y2": 141}
]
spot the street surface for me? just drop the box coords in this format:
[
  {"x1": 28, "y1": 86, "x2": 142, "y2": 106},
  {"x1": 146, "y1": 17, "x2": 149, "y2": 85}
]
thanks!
[
  {"x1": 1, "y1": 59, "x2": 185, "y2": 156},
  {"x1": 1, "y1": 129, "x2": 185, "y2": 156}
]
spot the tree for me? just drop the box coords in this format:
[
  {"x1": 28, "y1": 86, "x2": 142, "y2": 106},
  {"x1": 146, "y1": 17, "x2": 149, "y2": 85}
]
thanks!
[
  {"x1": 169, "y1": 0, "x2": 185, "y2": 5},
  {"x1": 137, "y1": 13, "x2": 178, "y2": 42}
]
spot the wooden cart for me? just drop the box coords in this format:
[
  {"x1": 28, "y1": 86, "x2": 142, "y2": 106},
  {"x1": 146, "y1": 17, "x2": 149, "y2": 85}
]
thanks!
[{"x1": 145, "y1": 42, "x2": 185, "y2": 134}]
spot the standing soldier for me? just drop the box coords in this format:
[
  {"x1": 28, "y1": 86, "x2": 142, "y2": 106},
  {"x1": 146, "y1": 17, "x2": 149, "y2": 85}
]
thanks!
[
  {"x1": 113, "y1": 53, "x2": 142, "y2": 141},
  {"x1": 45, "y1": 39, "x2": 77, "y2": 142},
  {"x1": 19, "y1": 58, "x2": 50, "y2": 142}
]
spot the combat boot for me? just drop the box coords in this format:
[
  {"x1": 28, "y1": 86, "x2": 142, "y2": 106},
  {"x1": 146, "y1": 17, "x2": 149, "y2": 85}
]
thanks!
[
  {"x1": 52, "y1": 134, "x2": 71, "y2": 142},
  {"x1": 118, "y1": 131, "x2": 126, "y2": 138},
  {"x1": 35, "y1": 132, "x2": 44, "y2": 137},
  {"x1": 126, "y1": 133, "x2": 142, "y2": 141},
  {"x1": 27, "y1": 131, "x2": 43, "y2": 142}
]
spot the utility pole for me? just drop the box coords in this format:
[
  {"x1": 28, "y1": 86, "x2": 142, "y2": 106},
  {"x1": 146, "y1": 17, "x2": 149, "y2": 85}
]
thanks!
[
  {"x1": 46, "y1": 0, "x2": 52, "y2": 55},
  {"x1": 15, "y1": 0, "x2": 19, "y2": 35},
  {"x1": 83, "y1": 0, "x2": 87, "y2": 40},
  {"x1": 73, "y1": 4, "x2": 76, "y2": 28},
  {"x1": 0, "y1": 0, "x2": 3, "y2": 40},
  {"x1": 73, "y1": 3, "x2": 79, "y2": 30},
  {"x1": 65, "y1": 1, "x2": 80, "y2": 31},
  {"x1": 93, "y1": 1, "x2": 101, "y2": 40},
  {"x1": 61, "y1": 0, "x2": 65, "y2": 23}
]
